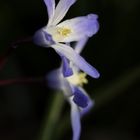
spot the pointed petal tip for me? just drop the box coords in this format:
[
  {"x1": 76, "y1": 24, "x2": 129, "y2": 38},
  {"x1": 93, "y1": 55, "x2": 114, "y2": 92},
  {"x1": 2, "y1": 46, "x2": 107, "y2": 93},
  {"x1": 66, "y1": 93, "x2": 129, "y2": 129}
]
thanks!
[
  {"x1": 93, "y1": 71, "x2": 100, "y2": 79},
  {"x1": 85, "y1": 62, "x2": 100, "y2": 79}
]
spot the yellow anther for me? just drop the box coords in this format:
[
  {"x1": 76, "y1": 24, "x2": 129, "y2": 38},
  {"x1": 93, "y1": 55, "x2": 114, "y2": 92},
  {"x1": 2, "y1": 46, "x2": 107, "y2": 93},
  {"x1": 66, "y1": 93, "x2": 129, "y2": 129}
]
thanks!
[
  {"x1": 78, "y1": 73, "x2": 88, "y2": 86},
  {"x1": 57, "y1": 27, "x2": 71, "y2": 37},
  {"x1": 67, "y1": 72, "x2": 88, "y2": 87}
]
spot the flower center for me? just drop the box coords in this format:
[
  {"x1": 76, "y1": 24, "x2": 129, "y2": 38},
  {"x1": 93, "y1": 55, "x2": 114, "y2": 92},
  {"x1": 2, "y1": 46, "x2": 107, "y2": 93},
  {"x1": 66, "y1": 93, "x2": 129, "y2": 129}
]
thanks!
[
  {"x1": 57, "y1": 27, "x2": 71, "y2": 37},
  {"x1": 67, "y1": 72, "x2": 88, "y2": 87}
]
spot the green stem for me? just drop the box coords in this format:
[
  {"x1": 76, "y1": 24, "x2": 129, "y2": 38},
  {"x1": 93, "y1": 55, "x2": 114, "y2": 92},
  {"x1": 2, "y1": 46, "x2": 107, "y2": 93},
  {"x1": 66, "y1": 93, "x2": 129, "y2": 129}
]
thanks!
[{"x1": 40, "y1": 92, "x2": 65, "y2": 140}]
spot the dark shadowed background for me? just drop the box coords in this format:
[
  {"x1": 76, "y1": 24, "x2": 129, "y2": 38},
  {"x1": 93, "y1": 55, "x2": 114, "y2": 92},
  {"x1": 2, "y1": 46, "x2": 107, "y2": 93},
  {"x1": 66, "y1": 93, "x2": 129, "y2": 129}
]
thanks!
[{"x1": 0, "y1": 0, "x2": 139, "y2": 140}]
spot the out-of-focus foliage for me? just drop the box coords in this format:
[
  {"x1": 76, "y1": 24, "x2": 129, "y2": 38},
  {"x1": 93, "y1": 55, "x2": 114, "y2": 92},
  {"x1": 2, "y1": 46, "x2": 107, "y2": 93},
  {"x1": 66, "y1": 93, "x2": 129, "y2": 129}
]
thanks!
[{"x1": 0, "y1": 0, "x2": 139, "y2": 140}]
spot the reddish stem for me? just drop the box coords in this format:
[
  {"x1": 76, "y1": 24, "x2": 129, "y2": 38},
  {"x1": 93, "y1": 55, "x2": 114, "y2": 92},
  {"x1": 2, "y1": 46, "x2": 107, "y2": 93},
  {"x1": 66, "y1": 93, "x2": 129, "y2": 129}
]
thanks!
[
  {"x1": 0, "y1": 77, "x2": 44, "y2": 86},
  {"x1": 10, "y1": 36, "x2": 32, "y2": 48}
]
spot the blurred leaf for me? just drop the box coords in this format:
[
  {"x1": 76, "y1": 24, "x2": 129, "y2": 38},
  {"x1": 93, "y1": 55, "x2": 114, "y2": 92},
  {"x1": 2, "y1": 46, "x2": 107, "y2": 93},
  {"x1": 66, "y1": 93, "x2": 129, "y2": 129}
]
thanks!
[
  {"x1": 94, "y1": 66, "x2": 140, "y2": 109},
  {"x1": 39, "y1": 92, "x2": 65, "y2": 140}
]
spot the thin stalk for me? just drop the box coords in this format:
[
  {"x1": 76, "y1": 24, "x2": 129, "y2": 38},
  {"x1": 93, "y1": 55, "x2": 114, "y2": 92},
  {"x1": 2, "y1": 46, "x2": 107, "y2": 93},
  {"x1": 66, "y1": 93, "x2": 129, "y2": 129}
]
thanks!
[
  {"x1": 40, "y1": 92, "x2": 65, "y2": 140},
  {"x1": 0, "y1": 77, "x2": 43, "y2": 86}
]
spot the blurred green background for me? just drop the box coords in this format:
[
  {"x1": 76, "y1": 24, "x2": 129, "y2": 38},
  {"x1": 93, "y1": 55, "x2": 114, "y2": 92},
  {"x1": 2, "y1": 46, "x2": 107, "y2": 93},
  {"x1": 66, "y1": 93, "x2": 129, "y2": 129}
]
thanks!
[{"x1": 0, "y1": 0, "x2": 139, "y2": 140}]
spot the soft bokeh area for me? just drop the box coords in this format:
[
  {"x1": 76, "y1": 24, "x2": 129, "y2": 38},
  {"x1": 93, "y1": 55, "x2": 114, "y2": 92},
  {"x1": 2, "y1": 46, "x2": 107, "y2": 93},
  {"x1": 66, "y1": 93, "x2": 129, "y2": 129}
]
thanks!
[{"x1": 0, "y1": 0, "x2": 139, "y2": 140}]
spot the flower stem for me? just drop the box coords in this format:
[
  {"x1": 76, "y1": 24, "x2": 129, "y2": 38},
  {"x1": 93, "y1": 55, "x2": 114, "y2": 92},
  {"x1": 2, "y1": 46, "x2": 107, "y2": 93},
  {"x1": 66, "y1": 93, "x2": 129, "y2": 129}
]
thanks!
[
  {"x1": 10, "y1": 36, "x2": 32, "y2": 48},
  {"x1": 40, "y1": 92, "x2": 65, "y2": 140},
  {"x1": 0, "y1": 77, "x2": 44, "y2": 86}
]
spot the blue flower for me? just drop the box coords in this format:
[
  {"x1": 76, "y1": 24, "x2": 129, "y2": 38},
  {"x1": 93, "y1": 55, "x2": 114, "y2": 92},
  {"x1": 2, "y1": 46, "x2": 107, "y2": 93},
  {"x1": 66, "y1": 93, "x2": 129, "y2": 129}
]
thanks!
[
  {"x1": 47, "y1": 66, "x2": 94, "y2": 140},
  {"x1": 47, "y1": 39, "x2": 98, "y2": 140},
  {"x1": 33, "y1": 0, "x2": 100, "y2": 78}
]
